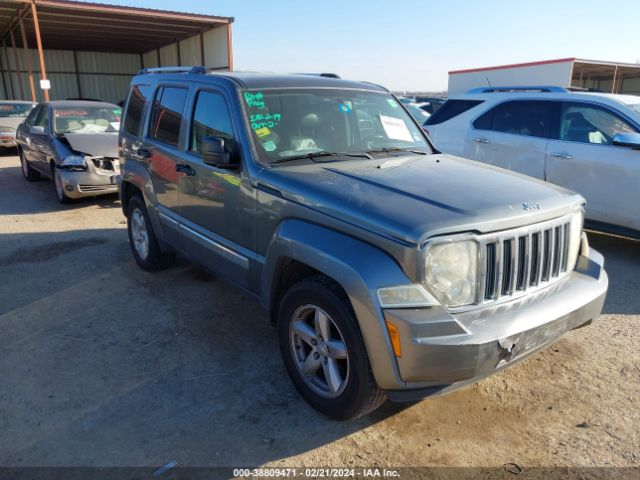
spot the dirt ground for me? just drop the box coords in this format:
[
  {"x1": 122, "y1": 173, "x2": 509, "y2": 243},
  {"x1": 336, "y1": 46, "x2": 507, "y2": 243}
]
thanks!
[{"x1": 1, "y1": 152, "x2": 638, "y2": 473}]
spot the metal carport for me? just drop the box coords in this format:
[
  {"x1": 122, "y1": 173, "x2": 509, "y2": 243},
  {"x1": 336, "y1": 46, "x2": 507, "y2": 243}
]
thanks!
[{"x1": 0, "y1": 0, "x2": 234, "y2": 103}]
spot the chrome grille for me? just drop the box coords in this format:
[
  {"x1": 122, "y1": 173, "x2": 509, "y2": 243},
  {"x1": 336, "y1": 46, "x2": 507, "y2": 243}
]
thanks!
[{"x1": 479, "y1": 216, "x2": 572, "y2": 305}]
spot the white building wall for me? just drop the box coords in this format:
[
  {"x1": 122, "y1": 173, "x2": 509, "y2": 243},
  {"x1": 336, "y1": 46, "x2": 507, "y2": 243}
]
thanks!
[{"x1": 448, "y1": 61, "x2": 574, "y2": 94}]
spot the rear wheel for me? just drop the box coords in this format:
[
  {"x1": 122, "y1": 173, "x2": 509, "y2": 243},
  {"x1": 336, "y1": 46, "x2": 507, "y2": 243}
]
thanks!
[
  {"x1": 19, "y1": 149, "x2": 40, "y2": 181},
  {"x1": 127, "y1": 195, "x2": 174, "y2": 271},
  {"x1": 278, "y1": 276, "x2": 386, "y2": 420}
]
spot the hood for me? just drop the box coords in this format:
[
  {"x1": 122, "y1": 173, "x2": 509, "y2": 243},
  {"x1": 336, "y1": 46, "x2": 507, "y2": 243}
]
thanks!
[
  {"x1": 259, "y1": 154, "x2": 583, "y2": 245},
  {"x1": 63, "y1": 132, "x2": 119, "y2": 158}
]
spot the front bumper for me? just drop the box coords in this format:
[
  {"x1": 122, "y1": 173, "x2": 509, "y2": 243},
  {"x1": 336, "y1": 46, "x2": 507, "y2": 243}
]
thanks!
[
  {"x1": 383, "y1": 247, "x2": 608, "y2": 401},
  {"x1": 56, "y1": 160, "x2": 120, "y2": 199}
]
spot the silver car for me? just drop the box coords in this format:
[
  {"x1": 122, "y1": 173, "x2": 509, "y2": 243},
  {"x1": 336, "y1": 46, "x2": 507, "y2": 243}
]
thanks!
[
  {"x1": 16, "y1": 100, "x2": 121, "y2": 203},
  {"x1": 0, "y1": 101, "x2": 36, "y2": 149}
]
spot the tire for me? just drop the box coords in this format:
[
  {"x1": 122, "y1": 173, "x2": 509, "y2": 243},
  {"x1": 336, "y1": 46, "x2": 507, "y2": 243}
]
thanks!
[
  {"x1": 52, "y1": 164, "x2": 71, "y2": 204},
  {"x1": 19, "y1": 149, "x2": 40, "y2": 182},
  {"x1": 277, "y1": 275, "x2": 386, "y2": 420},
  {"x1": 127, "y1": 194, "x2": 174, "y2": 271}
]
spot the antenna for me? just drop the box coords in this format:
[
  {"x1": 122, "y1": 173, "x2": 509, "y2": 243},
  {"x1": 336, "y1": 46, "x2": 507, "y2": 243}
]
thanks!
[{"x1": 486, "y1": 76, "x2": 492, "y2": 88}]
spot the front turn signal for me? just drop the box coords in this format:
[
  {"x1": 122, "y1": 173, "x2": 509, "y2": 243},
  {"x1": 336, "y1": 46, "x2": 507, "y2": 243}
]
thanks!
[{"x1": 385, "y1": 320, "x2": 402, "y2": 357}]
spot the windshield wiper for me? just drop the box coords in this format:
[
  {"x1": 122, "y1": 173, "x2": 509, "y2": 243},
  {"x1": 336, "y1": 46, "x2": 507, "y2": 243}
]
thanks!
[
  {"x1": 270, "y1": 150, "x2": 371, "y2": 165},
  {"x1": 366, "y1": 147, "x2": 428, "y2": 155}
]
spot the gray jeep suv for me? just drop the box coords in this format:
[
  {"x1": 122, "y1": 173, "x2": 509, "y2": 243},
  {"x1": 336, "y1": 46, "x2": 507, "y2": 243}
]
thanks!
[{"x1": 118, "y1": 67, "x2": 608, "y2": 420}]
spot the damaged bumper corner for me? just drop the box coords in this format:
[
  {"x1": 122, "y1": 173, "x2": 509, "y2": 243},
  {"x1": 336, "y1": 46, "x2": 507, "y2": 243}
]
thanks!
[
  {"x1": 56, "y1": 158, "x2": 120, "y2": 199},
  {"x1": 384, "y1": 247, "x2": 608, "y2": 402}
]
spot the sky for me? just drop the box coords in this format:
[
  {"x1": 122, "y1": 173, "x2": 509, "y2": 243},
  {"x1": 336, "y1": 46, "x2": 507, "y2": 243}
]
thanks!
[{"x1": 85, "y1": 0, "x2": 640, "y2": 92}]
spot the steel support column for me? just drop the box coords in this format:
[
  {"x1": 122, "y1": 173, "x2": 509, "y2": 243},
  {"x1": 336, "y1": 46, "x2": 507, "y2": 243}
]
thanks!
[
  {"x1": 9, "y1": 29, "x2": 25, "y2": 99},
  {"x1": 19, "y1": 18, "x2": 37, "y2": 102},
  {"x1": 227, "y1": 23, "x2": 233, "y2": 71},
  {"x1": 31, "y1": 0, "x2": 49, "y2": 102}
]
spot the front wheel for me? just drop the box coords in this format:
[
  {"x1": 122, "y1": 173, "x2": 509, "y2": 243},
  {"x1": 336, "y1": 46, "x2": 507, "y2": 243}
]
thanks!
[
  {"x1": 53, "y1": 165, "x2": 71, "y2": 204},
  {"x1": 127, "y1": 195, "x2": 174, "y2": 271},
  {"x1": 19, "y1": 149, "x2": 40, "y2": 181},
  {"x1": 278, "y1": 276, "x2": 386, "y2": 420}
]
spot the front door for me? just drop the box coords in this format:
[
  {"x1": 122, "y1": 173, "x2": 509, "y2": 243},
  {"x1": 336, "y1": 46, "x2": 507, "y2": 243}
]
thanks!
[
  {"x1": 546, "y1": 101, "x2": 640, "y2": 231},
  {"x1": 178, "y1": 88, "x2": 253, "y2": 288}
]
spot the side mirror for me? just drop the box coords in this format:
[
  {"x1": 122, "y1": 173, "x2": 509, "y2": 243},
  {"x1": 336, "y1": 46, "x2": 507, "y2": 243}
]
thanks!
[
  {"x1": 612, "y1": 132, "x2": 640, "y2": 150},
  {"x1": 30, "y1": 125, "x2": 45, "y2": 135},
  {"x1": 201, "y1": 136, "x2": 237, "y2": 169}
]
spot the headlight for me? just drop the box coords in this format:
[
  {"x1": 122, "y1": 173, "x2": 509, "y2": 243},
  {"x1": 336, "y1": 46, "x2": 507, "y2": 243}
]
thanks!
[
  {"x1": 567, "y1": 210, "x2": 584, "y2": 270},
  {"x1": 62, "y1": 154, "x2": 86, "y2": 167},
  {"x1": 424, "y1": 240, "x2": 477, "y2": 308},
  {"x1": 0, "y1": 126, "x2": 15, "y2": 133}
]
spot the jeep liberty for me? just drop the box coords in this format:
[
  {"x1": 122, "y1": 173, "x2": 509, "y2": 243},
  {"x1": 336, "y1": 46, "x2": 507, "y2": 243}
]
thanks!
[{"x1": 118, "y1": 68, "x2": 608, "y2": 420}]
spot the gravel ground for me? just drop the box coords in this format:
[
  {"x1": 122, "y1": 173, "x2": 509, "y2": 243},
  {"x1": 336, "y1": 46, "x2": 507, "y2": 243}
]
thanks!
[{"x1": 0, "y1": 152, "x2": 638, "y2": 475}]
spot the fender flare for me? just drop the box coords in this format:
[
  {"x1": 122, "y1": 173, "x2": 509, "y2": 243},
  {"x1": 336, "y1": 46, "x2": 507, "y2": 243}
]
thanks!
[
  {"x1": 261, "y1": 218, "x2": 413, "y2": 390},
  {"x1": 119, "y1": 162, "x2": 164, "y2": 241}
]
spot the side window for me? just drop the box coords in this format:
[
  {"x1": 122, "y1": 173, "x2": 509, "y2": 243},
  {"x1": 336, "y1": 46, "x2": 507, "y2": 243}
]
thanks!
[
  {"x1": 559, "y1": 102, "x2": 638, "y2": 145},
  {"x1": 189, "y1": 90, "x2": 235, "y2": 154},
  {"x1": 148, "y1": 86, "x2": 188, "y2": 148},
  {"x1": 25, "y1": 106, "x2": 40, "y2": 127},
  {"x1": 34, "y1": 106, "x2": 49, "y2": 129},
  {"x1": 123, "y1": 84, "x2": 152, "y2": 137},
  {"x1": 473, "y1": 101, "x2": 554, "y2": 138},
  {"x1": 424, "y1": 100, "x2": 483, "y2": 125}
]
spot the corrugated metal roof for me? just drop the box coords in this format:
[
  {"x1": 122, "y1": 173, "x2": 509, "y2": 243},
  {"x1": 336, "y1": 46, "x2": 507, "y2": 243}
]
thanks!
[{"x1": 0, "y1": 0, "x2": 233, "y2": 53}]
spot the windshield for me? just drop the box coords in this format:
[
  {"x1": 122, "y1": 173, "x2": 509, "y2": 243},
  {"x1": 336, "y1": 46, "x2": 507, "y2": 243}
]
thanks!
[
  {"x1": 242, "y1": 88, "x2": 430, "y2": 164},
  {"x1": 0, "y1": 103, "x2": 34, "y2": 118},
  {"x1": 53, "y1": 106, "x2": 122, "y2": 134}
]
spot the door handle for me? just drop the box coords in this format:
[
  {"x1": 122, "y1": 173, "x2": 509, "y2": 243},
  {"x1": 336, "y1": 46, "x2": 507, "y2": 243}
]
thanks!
[
  {"x1": 474, "y1": 137, "x2": 491, "y2": 144},
  {"x1": 176, "y1": 163, "x2": 196, "y2": 176},
  {"x1": 550, "y1": 152, "x2": 573, "y2": 159},
  {"x1": 136, "y1": 148, "x2": 151, "y2": 159}
]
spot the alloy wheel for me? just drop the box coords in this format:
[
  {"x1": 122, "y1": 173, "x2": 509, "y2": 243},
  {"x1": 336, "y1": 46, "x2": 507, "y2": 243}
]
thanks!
[
  {"x1": 54, "y1": 168, "x2": 65, "y2": 201},
  {"x1": 289, "y1": 305, "x2": 350, "y2": 398},
  {"x1": 131, "y1": 208, "x2": 150, "y2": 260}
]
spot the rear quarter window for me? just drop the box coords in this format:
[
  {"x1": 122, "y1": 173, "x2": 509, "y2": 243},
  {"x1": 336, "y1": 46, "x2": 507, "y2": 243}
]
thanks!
[
  {"x1": 424, "y1": 99, "x2": 483, "y2": 125},
  {"x1": 123, "y1": 84, "x2": 152, "y2": 137}
]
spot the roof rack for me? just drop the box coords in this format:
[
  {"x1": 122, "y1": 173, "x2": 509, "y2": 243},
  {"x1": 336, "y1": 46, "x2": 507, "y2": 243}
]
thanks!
[
  {"x1": 138, "y1": 66, "x2": 207, "y2": 75},
  {"x1": 466, "y1": 86, "x2": 569, "y2": 94}
]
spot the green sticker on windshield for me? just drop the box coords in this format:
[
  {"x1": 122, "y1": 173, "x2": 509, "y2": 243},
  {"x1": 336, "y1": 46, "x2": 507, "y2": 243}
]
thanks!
[
  {"x1": 387, "y1": 99, "x2": 399, "y2": 108},
  {"x1": 262, "y1": 140, "x2": 277, "y2": 152},
  {"x1": 244, "y1": 91, "x2": 265, "y2": 109}
]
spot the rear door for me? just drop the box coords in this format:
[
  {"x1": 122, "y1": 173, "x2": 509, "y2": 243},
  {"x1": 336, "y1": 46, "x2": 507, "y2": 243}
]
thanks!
[
  {"x1": 19, "y1": 105, "x2": 40, "y2": 161},
  {"x1": 177, "y1": 87, "x2": 253, "y2": 288},
  {"x1": 464, "y1": 100, "x2": 557, "y2": 180},
  {"x1": 140, "y1": 84, "x2": 190, "y2": 245},
  {"x1": 120, "y1": 83, "x2": 152, "y2": 170},
  {"x1": 545, "y1": 101, "x2": 640, "y2": 231}
]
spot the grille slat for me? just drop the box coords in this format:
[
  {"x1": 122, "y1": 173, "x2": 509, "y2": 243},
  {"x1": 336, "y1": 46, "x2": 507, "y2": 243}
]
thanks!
[{"x1": 481, "y1": 217, "x2": 572, "y2": 305}]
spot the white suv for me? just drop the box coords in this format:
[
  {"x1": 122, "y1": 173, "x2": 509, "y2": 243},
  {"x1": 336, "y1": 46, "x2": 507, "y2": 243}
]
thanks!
[{"x1": 425, "y1": 86, "x2": 640, "y2": 239}]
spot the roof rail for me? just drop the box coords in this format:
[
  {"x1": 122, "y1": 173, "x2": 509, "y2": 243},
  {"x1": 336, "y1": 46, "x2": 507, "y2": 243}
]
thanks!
[
  {"x1": 138, "y1": 66, "x2": 206, "y2": 75},
  {"x1": 466, "y1": 86, "x2": 568, "y2": 94},
  {"x1": 294, "y1": 72, "x2": 341, "y2": 79}
]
